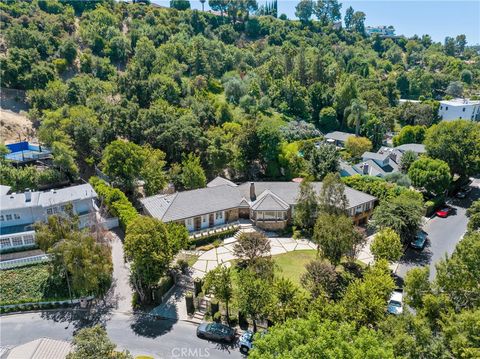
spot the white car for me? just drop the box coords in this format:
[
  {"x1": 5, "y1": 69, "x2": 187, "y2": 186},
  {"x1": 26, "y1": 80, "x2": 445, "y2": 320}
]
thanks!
[{"x1": 387, "y1": 291, "x2": 403, "y2": 315}]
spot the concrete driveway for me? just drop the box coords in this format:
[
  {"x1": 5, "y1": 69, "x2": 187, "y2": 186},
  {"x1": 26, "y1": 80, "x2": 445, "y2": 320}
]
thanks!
[{"x1": 395, "y1": 178, "x2": 479, "y2": 282}]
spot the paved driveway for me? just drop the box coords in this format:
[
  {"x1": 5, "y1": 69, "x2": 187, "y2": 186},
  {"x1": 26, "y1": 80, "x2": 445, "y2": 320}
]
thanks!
[{"x1": 396, "y1": 178, "x2": 479, "y2": 283}]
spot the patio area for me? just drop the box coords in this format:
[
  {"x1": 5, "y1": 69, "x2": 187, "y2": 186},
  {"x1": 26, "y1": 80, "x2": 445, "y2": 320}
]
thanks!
[{"x1": 190, "y1": 236, "x2": 317, "y2": 278}]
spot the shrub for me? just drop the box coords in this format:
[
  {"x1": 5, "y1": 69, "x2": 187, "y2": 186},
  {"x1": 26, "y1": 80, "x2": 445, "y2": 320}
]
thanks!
[
  {"x1": 89, "y1": 176, "x2": 138, "y2": 229},
  {"x1": 176, "y1": 259, "x2": 189, "y2": 274},
  {"x1": 213, "y1": 311, "x2": 222, "y2": 323},
  {"x1": 190, "y1": 228, "x2": 237, "y2": 248},
  {"x1": 210, "y1": 299, "x2": 219, "y2": 316},
  {"x1": 186, "y1": 291, "x2": 195, "y2": 315}
]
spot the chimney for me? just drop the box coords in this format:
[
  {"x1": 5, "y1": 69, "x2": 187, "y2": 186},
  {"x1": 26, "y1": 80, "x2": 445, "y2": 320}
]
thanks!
[
  {"x1": 249, "y1": 182, "x2": 256, "y2": 201},
  {"x1": 25, "y1": 189, "x2": 31, "y2": 203},
  {"x1": 362, "y1": 163, "x2": 369, "y2": 175}
]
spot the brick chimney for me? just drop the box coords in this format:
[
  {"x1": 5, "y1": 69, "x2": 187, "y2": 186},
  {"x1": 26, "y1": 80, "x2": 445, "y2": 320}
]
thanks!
[{"x1": 249, "y1": 182, "x2": 256, "y2": 201}]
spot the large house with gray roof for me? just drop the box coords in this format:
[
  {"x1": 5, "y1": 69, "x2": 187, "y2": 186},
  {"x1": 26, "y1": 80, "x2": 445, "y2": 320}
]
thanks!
[
  {"x1": 0, "y1": 184, "x2": 98, "y2": 250},
  {"x1": 340, "y1": 143, "x2": 426, "y2": 178},
  {"x1": 140, "y1": 178, "x2": 377, "y2": 232}
]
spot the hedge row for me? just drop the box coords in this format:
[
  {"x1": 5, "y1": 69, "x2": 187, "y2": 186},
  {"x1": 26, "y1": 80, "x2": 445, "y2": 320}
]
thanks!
[
  {"x1": 0, "y1": 301, "x2": 72, "y2": 314},
  {"x1": 190, "y1": 228, "x2": 238, "y2": 248},
  {"x1": 342, "y1": 175, "x2": 422, "y2": 202},
  {"x1": 89, "y1": 176, "x2": 138, "y2": 229}
]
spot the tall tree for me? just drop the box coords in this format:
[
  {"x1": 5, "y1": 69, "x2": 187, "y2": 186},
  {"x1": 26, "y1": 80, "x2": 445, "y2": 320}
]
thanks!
[
  {"x1": 305, "y1": 144, "x2": 340, "y2": 180},
  {"x1": 370, "y1": 228, "x2": 403, "y2": 263},
  {"x1": 293, "y1": 179, "x2": 318, "y2": 234},
  {"x1": 351, "y1": 11, "x2": 366, "y2": 34},
  {"x1": 408, "y1": 157, "x2": 451, "y2": 196},
  {"x1": 370, "y1": 191, "x2": 424, "y2": 243},
  {"x1": 344, "y1": 6, "x2": 354, "y2": 29},
  {"x1": 203, "y1": 265, "x2": 233, "y2": 322},
  {"x1": 318, "y1": 172, "x2": 348, "y2": 215},
  {"x1": 170, "y1": 0, "x2": 191, "y2": 10},
  {"x1": 236, "y1": 270, "x2": 273, "y2": 332},
  {"x1": 301, "y1": 259, "x2": 339, "y2": 299},
  {"x1": 180, "y1": 153, "x2": 207, "y2": 190},
  {"x1": 313, "y1": 213, "x2": 362, "y2": 265},
  {"x1": 424, "y1": 120, "x2": 480, "y2": 179},
  {"x1": 67, "y1": 325, "x2": 132, "y2": 359},
  {"x1": 124, "y1": 216, "x2": 175, "y2": 303},
  {"x1": 344, "y1": 99, "x2": 367, "y2": 136},
  {"x1": 295, "y1": 0, "x2": 313, "y2": 24},
  {"x1": 314, "y1": 0, "x2": 342, "y2": 24}
]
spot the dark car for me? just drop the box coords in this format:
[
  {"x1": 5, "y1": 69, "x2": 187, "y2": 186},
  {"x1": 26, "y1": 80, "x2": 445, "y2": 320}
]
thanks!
[
  {"x1": 410, "y1": 230, "x2": 427, "y2": 250},
  {"x1": 196, "y1": 322, "x2": 236, "y2": 343}
]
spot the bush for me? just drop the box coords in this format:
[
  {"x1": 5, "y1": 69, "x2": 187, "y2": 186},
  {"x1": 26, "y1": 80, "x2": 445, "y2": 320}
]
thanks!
[
  {"x1": 213, "y1": 311, "x2": 222, "y2": 323},
  {"x1": 186, "y1": 291, "x2": 195, "y2": 315},
  {"x1": 190, "y1": 228, "x2": 237, "y2": 248},
  {"x1": 176, "y1": 259, "x2": 189, "y2": 274},
  {"x1": 89, "y1": 176, "x2": 138, "y2": 229},
  {"x1": 210, "y1": 299, "x2": 219, "y2": 316},
  {"x1": 194, "y1": 278, "x2": 203, "y2": 297}
]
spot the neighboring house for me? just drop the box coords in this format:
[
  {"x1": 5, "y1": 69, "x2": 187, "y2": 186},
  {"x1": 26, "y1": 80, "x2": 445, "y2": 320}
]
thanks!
[
  {"x1": 438, "y1": 98, "x2": 480, "y2": 121},
  {"x1": 0, "y1": 184, "x2": 98, "y2": 251},
  {"x1": 324, "y1": 131, "x2": 355, "y2": 148},
  {"x1": 4, "y1": 338, "x2": 72, "y2": 359},
  {"x1": 366, "y1": 25, "x2": 395, "y2": 37},
  {"x1": 340, "y1": 144, "x2": 426, "y2": 178},
  {"x1": 140, "y1": 178, "x2": 377, "y2": 231}
]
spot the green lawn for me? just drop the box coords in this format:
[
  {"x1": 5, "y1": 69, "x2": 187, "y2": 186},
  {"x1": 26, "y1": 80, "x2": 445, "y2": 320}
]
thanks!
[
  {"x1": 0, "y1": 263, "x2": 69, "y2": 305},
  {"x1": 273, "y1": 250, "x2": 317, "y2": 286}
]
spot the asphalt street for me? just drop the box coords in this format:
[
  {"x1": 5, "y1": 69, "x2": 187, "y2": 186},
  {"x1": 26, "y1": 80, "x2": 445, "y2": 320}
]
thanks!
[
  {"x1": 0, "y1": 311, "x2": 243, "y2": 359},
  {"x1": 395, "y1": 178, "x2": 479, "y2": 282}
]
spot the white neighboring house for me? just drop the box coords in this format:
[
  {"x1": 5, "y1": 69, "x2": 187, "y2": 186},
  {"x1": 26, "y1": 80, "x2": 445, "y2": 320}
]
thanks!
[
  {"x1": 0, "y1": 184, "x2": 98, "y2": 251},
  {"x1": 438, "y1": 98, "x2": 480, "y2": 121}
]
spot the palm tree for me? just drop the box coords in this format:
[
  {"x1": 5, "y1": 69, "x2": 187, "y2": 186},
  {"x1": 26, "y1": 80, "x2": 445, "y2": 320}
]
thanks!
[
  {"x1": 344, "y1": 99, "x2": 367, "y2": 136},
  {"x1": 200, "y1": 0, "x2": 205, "y2": 12}
]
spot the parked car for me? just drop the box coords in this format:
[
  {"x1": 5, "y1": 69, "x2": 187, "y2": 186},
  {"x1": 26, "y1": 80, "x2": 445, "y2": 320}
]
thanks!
[
  {"x1": 387, "y1": 291, "x2": 403, "y2": 315},
  {"x1": 196, "y1": 322, "x2": 236, "y2": 343},
  {"x1": 436, "y1": 206, "x2": 452, "y2": 218},
  {"x1": 239, "y1": 330, "x2": 254, "y2": 355},
  {"x1": 239, "y1": 330, "x2": 267, "y2": 355},
  {"x1": 410, "y1": 230, "x2": 427, "y2": 250}
]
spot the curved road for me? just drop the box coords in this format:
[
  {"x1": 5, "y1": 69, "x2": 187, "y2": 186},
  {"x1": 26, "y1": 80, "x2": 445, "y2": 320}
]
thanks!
[{"x1": 0, "y1": 230, "x2": 242, "y2": 359}]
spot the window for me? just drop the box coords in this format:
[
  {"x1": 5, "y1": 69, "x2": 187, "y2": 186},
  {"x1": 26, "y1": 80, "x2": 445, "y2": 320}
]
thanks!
[
  {"x1": 440, "y1": 106, "x2": 442, "y2": 110},
  {"x1": 0, "y1": 238, "x2": 11, "y2": 248},
  {"x1": 47, "y1": 208, "x2": 53, "y2": 215},
  {"x1": 0, "y1": 215, "x2": 4, "y2": 221},
  {"x1": 446, "y1": 106, "x2": 448, "y2": 111},
  {"x1": 23, "y1": 235, "x2": 34, "y2": 245},
  {"x1": 186, "y1": 218, "x2": 193, "y2": 226},
  {"x1": 14, "y1": 214, "x2": 20, "y2": 220},
  {"x1": 6, "y1": 214, "x2": 12, "y2": 221},
  {"x1": 202, "y1": 215, "x2": 207, "y2": 223},
  {"x1": 355, "y1": 205, "x2": 363, "y2": 214},
  {"x1": 463, "y1": 107, "x2": 466, "y2": 112},
  {"x1": 215, "y1": 211, "x2": 223, "y2": 220},
  {"x1": 12, "y1": 237, "x2": 23, "y2": 246}
]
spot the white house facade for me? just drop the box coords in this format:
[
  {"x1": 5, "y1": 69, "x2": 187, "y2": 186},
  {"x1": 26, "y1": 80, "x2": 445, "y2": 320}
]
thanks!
[
  {"x1": 438, "y1": 98, "x2": 480, "y2": 121},
  {"x1": 0, "y1": 184, "x2": 98, "y2": 250}
]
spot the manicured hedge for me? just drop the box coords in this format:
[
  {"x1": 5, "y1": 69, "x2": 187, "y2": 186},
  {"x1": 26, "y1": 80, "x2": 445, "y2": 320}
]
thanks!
[
  {"x1": 342, "y1": 175, "x2": 423, "y2": 202},
  {"x1": 190, "y1": 228, "x2": 238, "y2": 248},
  {"x1": 89, "y1": 176, "x2": 138, "y2": 229}
]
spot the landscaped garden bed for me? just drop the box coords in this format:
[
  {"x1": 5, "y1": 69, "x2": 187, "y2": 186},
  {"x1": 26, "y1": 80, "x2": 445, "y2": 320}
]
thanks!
[{"x1": 0, "y1": 263, "x2": 70, "y2": 306}]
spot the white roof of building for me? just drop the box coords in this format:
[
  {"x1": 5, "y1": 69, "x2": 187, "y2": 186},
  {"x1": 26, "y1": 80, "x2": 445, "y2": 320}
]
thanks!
[
  {"x1": 6, "y1": 338, "x2": 72, "y2": 359},
  {"x1": 0, "y1": 185, "x2": 11, "y2": 196},
  {"x1": 0, "y1": 184, "x2": 97, "y2": 211},
  {"x1": 440, "y1": 98, "x2": 480, "y2": 106}
]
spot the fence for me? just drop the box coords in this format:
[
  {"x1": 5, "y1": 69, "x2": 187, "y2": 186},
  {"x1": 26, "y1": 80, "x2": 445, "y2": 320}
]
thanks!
[
  {"x1": 0, "y1": 295, "x2": 95, "y2": 310},
  {"x1": 0, "y1": 254, "x2": 51, "y2": 270}
]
